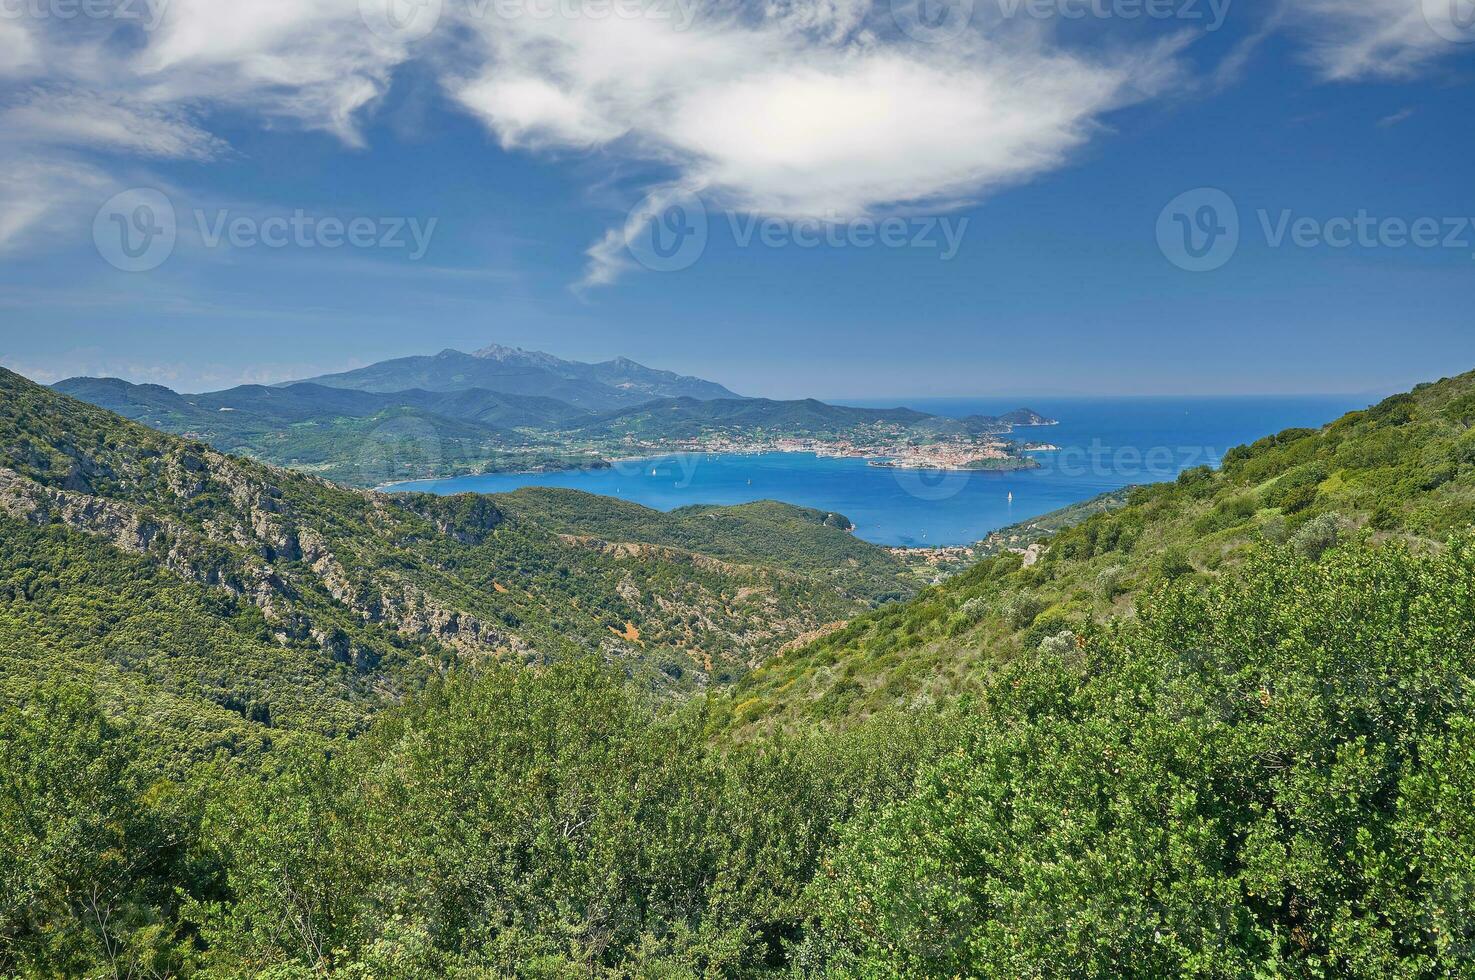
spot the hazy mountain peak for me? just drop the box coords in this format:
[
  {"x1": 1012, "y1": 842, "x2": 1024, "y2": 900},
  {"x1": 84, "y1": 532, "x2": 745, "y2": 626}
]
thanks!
[
  {"x1": 470, "y1": 344, "x2": 567, "y2": 370},
  {"x1": 286, "y1": 344, "x2": 741, "y2": 408}
]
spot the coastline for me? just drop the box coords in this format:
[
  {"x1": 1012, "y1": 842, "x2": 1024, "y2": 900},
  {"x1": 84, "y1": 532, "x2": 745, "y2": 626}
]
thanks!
[{"x1": 377, "y1": 443, "x2": 1053, "y2": 494}]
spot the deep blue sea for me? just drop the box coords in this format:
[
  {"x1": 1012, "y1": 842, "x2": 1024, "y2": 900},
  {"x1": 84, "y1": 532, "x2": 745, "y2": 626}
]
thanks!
[{"x1": 383, "y1": 395, "x2": 1379, "y2": 547}]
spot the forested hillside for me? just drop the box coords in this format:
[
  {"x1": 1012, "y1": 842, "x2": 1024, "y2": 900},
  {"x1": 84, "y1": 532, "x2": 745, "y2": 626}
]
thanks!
[
  {"x1": 719, "y1": 373, "x2": 1475, "y2": 732},
  {"x1": 7, "y1": 368, "x2": 1475, "y2": 976},
  {"x1": 0, "y1": 368, "x2": 909, "y2": 736},
  {"x1": 56, "y1": 374, "x2": 1053, "y2": 487}
]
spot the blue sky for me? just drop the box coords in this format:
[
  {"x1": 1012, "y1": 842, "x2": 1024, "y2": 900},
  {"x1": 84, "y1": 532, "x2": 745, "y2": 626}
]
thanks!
[{"x1": 0, "y1": 0, "x2": 1472, "y2": 398}]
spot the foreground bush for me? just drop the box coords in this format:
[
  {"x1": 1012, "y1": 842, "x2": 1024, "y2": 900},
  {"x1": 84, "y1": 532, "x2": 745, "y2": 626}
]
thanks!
[
  {"x1": 806, "y1": 539, "x2": 1475, "y2": 976},
  {"x1": 7, "y1": 537, "x2": 1475, "y2": 976}
]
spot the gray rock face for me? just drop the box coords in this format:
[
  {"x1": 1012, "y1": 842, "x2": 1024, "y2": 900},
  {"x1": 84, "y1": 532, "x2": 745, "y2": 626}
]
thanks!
[{"x1": 0, "y1": 455, "x2": 515, "y2": 661}]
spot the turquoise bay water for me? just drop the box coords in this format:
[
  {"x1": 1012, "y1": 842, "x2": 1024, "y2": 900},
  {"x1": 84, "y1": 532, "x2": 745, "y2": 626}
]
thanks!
[{"x1": 383, "y1": 395, "x2": 1378, "y2": 547}]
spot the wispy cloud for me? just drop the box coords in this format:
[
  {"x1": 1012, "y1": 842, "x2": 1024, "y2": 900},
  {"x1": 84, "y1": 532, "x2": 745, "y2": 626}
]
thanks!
[
  {"x1": 0, "y1": 18, "x2": 38, "y2": 75},
  {"x1": 1378, "y1": 105, "x2": 1416, "y2": 126},
  {"x1": 0, "y1": 350, "x2": 348, "y2": 391},
  {"x1": 451, "y1": 6, "x2": 1190, "y2": 284},
  {"x1": 0, "y1": 0, "x2": 1467, "y2": 285},
  {"x1": 1283, "y1": 0, "x2": 1471, "y2": 81},
  {"x1": 1, "y1": 89, "x2": 227, "y2": 159},
  {"x1": 0, "y1": 154, "x2": 112, "y2": 250}
]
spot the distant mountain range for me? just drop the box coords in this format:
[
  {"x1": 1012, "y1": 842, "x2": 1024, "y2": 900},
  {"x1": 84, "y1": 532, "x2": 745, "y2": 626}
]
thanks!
[
  {"x1": 51, "y1": 343, "x2": 1054, "y2": 486},
  {"x1": 291, "y1": 345, "x2": 741, "y2": 410}
]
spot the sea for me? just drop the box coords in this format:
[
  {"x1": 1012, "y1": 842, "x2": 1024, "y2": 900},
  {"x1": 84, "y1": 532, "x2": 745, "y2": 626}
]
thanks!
[{"x1": 381, "y1": 395, "x2": 1378, "y2": 547}]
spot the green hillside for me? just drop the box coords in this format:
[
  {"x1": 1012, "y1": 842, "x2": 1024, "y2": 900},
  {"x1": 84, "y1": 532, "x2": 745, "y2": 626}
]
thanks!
[
  {"x1": 56, "y1": 375, "x2": 1054, "y2": 487},
  {"x1": 0, "y1": 368, "x2": 909, "y2": 724},
  {"x1": 494, "y1": 488, "x2": 915, "y2": 602},
  {"x1": 717, "y1": 373, "x2": 1475, "y2": 732},
  {"x1": 52, "y1": 377, "x2": 595, "y2": 485},
  {"x1": 9, "y1": 367, "x2": 1475, "y2": 976}
]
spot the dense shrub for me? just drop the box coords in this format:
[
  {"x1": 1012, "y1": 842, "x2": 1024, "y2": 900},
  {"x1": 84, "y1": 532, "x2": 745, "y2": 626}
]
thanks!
[
  {"x1": 1290, "y1": 513, "x2": 1340, "y2": 559},
  {"x1": 805, "y1": 539, "x2": 1475, "y2": 976},
  {"x1": 1001, "y1": 592, "x2": 1045, "y2": 630}
]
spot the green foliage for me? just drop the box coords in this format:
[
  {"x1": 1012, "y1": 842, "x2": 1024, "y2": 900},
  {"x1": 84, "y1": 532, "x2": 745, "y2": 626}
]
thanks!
[
  {"x1": 1, "y1": 661, "x2": 954, "y2": 977},
  {"x1": 491, "y1": 488, "x2": 913, "y2": 602},
  {"x1": 1095, "y1": 565, "x2": 1127, "y2": 600},
  {"x1": 0, "y1": 685, "x2": 200, "y2": 977},
  {"x1": 13, "y1": 365, "x2": 1475, "y2": 976},
  {"x1": 1000, "y1": 592, "x2": 1044, "y2": 630},
  {"x1": 1155, "y1": 545, "x2": 1195, "y2": 580},
  {"x1": 1291, "y1": 513, "x2": 1341, "y2": 559},
  {"x1": 726, "y1": 366, "x2": 1475, "y2": 731},
  {"x1": 1, "y1": 367, "x2": 905, "y2": 711},
  {"x1": 805, "y1": 540, "x2": 1475, "y2": 975}
]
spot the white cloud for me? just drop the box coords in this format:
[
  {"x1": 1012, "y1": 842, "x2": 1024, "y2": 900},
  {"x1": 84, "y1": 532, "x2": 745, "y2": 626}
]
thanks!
[
  {"x1": 0, "y1": 0, "x2": 421, "y2": 247},
  {"x1": 0, "y1": 0, "x2": 1466, "y2": 285},
  {"x1": 135, "y1": 0, "x2": 417, "y2": 144},
  {"x1": 0, "y1": 155, "x2": 111, "y2": 251},
  {"x1": 0, "y1": 18, "x2": 38, "y2": 75},
  {"x1": 451, "y1": 6, "x2": 1188, "y2": 283},
  {"x1": 1284, "y1": 0, "x2": 1470, "y2": 81},
  {"x1": 0, "y1": 90, "x2": 227, "y2": 159}
]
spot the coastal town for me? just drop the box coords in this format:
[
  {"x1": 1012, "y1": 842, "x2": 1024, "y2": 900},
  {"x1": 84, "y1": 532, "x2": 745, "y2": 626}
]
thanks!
[{"x1": 590, "y1": 424, "x2": 1060, "y2": 473}]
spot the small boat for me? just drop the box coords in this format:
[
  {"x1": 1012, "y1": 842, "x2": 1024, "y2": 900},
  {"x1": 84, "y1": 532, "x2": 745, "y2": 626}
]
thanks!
[{"x1": 1007, "y1": 491, "x2": 1014, "y2": 503}]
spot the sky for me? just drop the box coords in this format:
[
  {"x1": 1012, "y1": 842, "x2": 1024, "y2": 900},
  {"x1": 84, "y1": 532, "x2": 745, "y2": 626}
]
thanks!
[{"x1": 0, "y1": 0, "x2": 1472, "y2": 399}]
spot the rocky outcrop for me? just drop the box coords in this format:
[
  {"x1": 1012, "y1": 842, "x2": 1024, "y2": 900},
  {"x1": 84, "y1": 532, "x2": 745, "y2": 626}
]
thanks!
[{"x1": 0, "y1": 463, "x2": 512, "y2": 660}]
